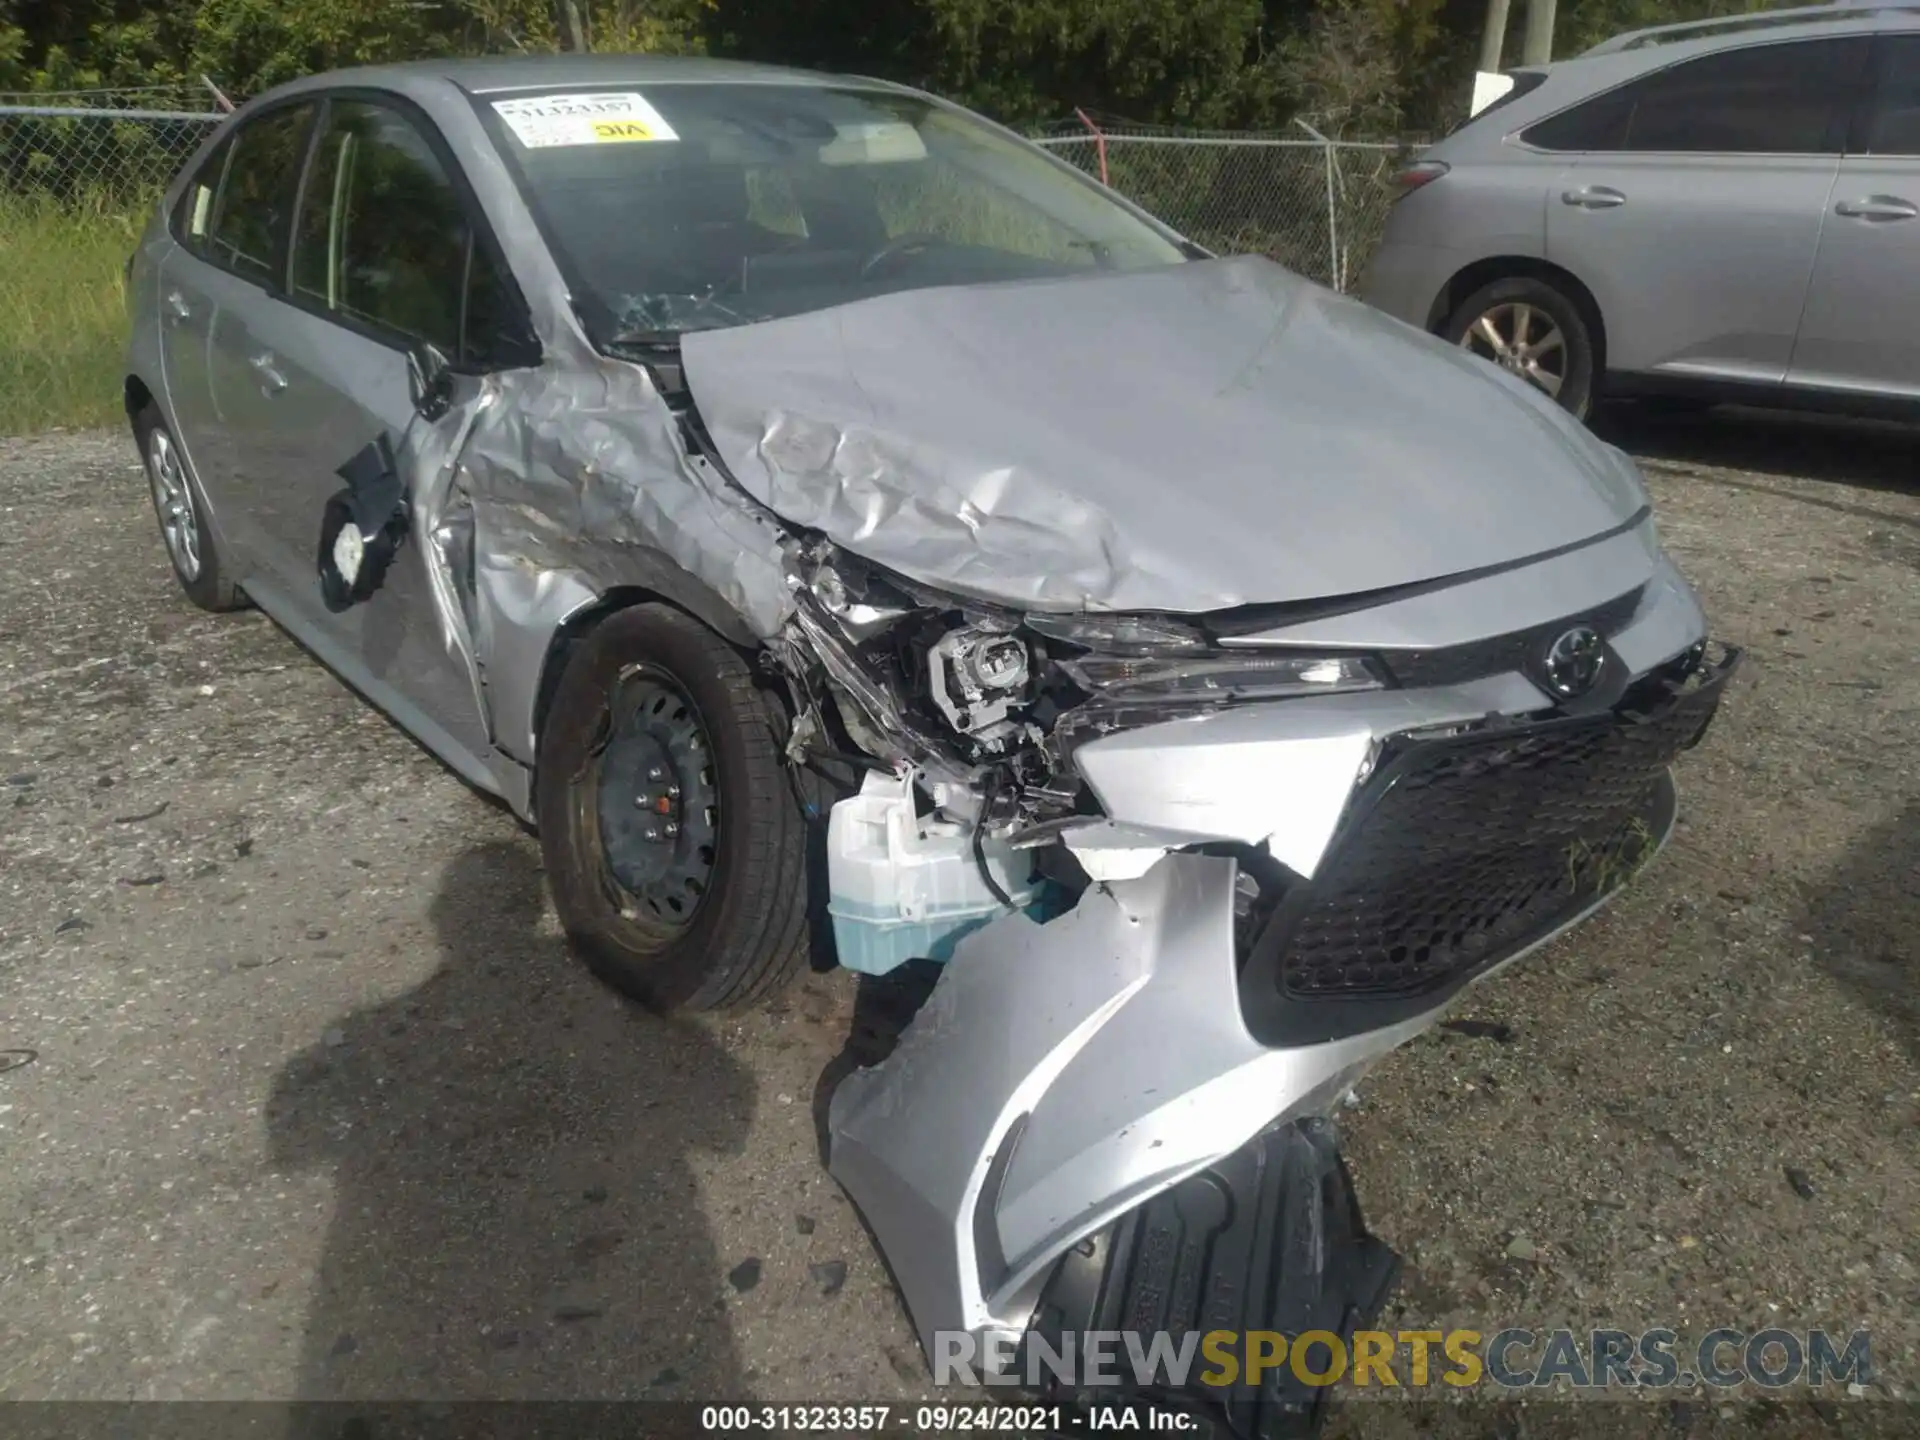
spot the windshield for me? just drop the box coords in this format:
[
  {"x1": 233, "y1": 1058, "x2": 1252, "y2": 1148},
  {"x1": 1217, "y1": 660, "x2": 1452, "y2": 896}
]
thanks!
[{"x1": 474, "y1": 83, "x2": 1188, "y2": 343}]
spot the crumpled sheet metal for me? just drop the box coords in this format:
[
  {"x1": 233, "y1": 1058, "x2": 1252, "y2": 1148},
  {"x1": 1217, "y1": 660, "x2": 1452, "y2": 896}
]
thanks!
[
  {"x1": 682, "y1": 254, "x2": 1646, "y2": 615},
  {"x1": 399, "y1": 336, "x2": 796, "y2": 670}
]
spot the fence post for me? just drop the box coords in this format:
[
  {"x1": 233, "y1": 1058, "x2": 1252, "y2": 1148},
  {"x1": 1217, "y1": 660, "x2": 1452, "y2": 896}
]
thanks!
[
  {"x1": 1292, "y1": 117, "x2": 1340, "y2": 288},
  {"x1": 1074, "y1": 107, "x2": 1109, "y2": 187}
]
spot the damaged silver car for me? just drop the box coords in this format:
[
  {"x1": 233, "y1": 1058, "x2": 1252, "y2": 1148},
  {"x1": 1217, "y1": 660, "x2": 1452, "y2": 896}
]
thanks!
[{"x1": 125, "y1": 53, "x2": 1737, "y2": 1431}]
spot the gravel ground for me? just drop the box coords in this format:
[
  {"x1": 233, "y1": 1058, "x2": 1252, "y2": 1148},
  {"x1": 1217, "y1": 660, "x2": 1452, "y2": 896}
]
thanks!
[{"x1": 0, "y1": 409, "x2": 1914, "y2": 1427}]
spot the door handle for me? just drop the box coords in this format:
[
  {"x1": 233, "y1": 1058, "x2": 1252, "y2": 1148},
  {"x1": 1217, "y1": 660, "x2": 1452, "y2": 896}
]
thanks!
[
  {"x1": 250, "y1": 352, "x2": 288, "y2": 394},
  {"x1": 164, "y1": 290, "x2": 191, "y2": 322},
  {"x1": 1561, "y1": 186, "x2": 1627, "y2": 209},
  {"x1": 1834, "y1": 195, "x2": 1918, "y2": 221}
]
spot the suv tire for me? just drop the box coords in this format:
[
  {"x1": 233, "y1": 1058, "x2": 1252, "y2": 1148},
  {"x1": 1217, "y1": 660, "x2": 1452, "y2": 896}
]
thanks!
[{"x1": 1444, "y1": 276, "x2": 1598, "y2": 420}]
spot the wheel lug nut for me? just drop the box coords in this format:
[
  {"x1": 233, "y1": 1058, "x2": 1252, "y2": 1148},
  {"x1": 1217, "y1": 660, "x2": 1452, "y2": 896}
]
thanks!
[
  {"x1": 643, "y1": 826, "x2": 661, "y2": 841},
  {"x1": 664, "y1": 821, "x2": 679, "y2": 837},
  {"x1": 666, "y1": 784, "x2": 680, "y2": 799},
  {"x1": 647, "y1": 765, "x2": 665, "y2": 781}
]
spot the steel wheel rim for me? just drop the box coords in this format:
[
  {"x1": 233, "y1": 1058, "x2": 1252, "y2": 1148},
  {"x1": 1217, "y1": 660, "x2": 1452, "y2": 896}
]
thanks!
[
  {"x1": 591, "y1": 666, "x2": 720, "y2": 932},
  {"x1": 1461, "y1": 301, "x2": 1567, "y2": 399},
  {"x1": 145, "y1": 429, "x2": 202, "y2": 580}
]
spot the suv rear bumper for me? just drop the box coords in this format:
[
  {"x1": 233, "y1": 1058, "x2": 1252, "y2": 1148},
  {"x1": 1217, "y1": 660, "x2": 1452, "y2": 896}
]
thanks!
[{"x1": 1356, "y1": 237, "x2": 1449, "y2": 331}]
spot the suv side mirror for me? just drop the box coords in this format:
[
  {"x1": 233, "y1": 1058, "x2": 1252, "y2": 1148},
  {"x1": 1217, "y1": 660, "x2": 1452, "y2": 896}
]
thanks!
[{"x1": 408, "y1": 341, "x2": 454, "y2": 421}]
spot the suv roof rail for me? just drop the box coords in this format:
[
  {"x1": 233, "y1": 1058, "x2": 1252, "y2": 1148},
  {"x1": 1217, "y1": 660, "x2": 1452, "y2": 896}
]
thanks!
[{"x1": 1582, "y1": 0, "x2": 1915, "y2": 55}]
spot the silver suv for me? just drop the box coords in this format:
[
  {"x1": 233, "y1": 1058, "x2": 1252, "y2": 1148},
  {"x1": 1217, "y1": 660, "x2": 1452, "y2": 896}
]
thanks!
[{"x1": 1361, "y1": 1, "x2": 1920, "y2": 419}]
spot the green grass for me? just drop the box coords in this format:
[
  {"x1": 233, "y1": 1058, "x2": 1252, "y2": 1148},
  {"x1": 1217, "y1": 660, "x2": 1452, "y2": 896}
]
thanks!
[{"x1": 0, "y1": 194, "x2": 148, "y2": 436}]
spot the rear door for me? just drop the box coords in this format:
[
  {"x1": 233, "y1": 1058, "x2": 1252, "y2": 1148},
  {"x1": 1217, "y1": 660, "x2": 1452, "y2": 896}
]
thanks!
[
  {"x1": 159, "y1": 103, "x2": 316, "y2": 565},
  {"x1": 236, "y1": 93, "x2": 540, "y2": 768},
  {"x1": 1538, "y1": 37, "x2": 1869, "y2": 383},
  {"x1": 1788, "y1": 34, "x2": 1920, "y2": 397}
]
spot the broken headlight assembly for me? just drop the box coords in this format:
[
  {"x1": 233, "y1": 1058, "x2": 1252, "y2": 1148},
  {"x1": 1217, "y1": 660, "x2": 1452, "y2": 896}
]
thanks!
[
  {"x1": 1057, "y1": 650, "x2": 1381, "y2": 702},
  {"x1": 1029, "y1": 612, "x2": 1385, "y2": 761},
  {"x1": 789, "y1": 548, "x2": 1385, "y2": 786}
]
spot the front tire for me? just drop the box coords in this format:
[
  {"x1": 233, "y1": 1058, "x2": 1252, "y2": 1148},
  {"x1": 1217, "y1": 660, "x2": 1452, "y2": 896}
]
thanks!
[
  {"x1": 1444, "y1": 276, "x2": 1597, "y2": 421},
  {"x1": 134, "y1": 403, "x2": 244, "y2": 612},
  {"x1": 535, "y1": 603, "x2": 811, "y2": 1012}
]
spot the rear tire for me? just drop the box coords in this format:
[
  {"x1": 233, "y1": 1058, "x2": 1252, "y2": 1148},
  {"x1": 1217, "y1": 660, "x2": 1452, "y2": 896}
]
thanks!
[
  {"x1": 535, "y1": 603, "x2": 811, "y2": 1013},
  {"x1": 133, "y1": 403, "x2": 244, "y2": 612},
  {"x1": 1444, "y1": 276, "x2": 1597, "y2": 421}
]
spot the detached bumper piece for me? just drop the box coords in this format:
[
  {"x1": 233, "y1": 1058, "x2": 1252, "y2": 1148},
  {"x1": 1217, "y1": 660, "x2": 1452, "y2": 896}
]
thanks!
[{"x1": 1019, "y1": 1117, "x2": 1396, "y2": 1440}]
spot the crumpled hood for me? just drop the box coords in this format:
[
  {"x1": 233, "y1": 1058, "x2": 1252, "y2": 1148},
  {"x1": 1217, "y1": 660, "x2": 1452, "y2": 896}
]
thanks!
[{"x1": 680, "y1": 255, "x2": 1647, "y2": 612}]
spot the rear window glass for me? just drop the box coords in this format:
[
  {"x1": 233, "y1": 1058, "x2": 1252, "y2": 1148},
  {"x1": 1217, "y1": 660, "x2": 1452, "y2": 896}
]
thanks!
[
  {"x1": 176, "y1": 134, "x2": 233, "y2": 242},
  {"x1": 197, "y1": 104, "x2": 315, "y2": 283},
  {"x1": 1524, "y1": 37, "x2": 1868, "y2": 154}
]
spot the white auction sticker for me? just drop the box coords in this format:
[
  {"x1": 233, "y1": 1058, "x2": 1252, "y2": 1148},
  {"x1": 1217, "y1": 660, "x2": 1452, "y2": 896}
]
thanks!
[{"x1": 491, "y1": 92, "x2": 679, "y2": 148}]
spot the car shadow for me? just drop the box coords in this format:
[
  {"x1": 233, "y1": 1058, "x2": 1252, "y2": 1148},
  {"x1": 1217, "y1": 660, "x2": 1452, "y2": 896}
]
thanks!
[
  {"x1": 265, "y1": 839, "x2": 755, "y2": 1412},
  {"x1": 1594, "y1": 401, "x2": 1920, "y2": 502},
  {"x1": 1800, "y1": 800, "x2": 1920, "y2": 1065}
]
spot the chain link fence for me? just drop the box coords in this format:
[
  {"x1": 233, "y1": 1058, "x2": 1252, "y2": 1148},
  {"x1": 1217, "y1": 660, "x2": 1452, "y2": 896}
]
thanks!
[
  {"x1": 1033, "y1": 121, "x2": 1414, "y2": 292},
  {"x1": 0, "y1": 85, "x2": 224, "y2": 205},
  {"x1": 0, "y1": 93, "x2": 1412, "y2": 290}
]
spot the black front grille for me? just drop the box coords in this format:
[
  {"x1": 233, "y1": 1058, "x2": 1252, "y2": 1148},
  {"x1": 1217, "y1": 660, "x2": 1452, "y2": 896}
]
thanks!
[
  {"x1": 1380, "y1": 584, "x2": 1645, "y2": 690},
  {"x1": 1239, "y1": 646, "x2": 1737, "y2": 1044}
]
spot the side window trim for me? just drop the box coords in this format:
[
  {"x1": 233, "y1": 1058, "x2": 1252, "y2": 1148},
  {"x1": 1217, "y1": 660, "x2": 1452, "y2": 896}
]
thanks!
[
  {"x1": 286, "y1": 86, "x2": 542, "y2": 373},
  {"x1": 1519, "y1": 37, "x2": 1867, "y2": 157},
  {"x1": 167, "y1": 98, "x2": 318, "y2": 290}
]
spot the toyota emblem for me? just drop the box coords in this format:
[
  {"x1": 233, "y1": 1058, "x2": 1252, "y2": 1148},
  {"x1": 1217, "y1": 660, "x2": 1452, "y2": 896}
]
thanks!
[{"x1": 1543, "y1": 626, "x2": 1605, "y2": 699}]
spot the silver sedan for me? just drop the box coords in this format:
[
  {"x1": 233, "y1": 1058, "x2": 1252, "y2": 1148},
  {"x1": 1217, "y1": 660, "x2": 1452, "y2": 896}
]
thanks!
[{"x1": 125, "y1": 54, "x2": 1735, "y2": 1408}]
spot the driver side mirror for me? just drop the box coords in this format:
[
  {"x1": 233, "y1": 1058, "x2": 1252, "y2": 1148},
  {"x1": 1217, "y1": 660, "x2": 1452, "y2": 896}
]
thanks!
[{"x1": 408, "y1": 341, "x2": 454, "y2": 422}]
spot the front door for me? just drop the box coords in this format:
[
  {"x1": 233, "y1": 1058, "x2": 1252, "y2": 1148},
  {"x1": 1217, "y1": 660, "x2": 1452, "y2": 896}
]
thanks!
[{"x1": 1789, "y1": 35, "x2": 1920, "y2": 398}]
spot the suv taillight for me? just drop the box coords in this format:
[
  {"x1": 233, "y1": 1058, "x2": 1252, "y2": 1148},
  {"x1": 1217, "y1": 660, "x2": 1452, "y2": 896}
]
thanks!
[{"x1": 1390, "y1": 160, "x2": 1449, "y2": 198}]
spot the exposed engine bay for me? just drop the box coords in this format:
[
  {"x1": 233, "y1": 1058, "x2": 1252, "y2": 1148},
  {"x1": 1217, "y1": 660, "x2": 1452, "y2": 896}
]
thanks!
[{"x1": 770, "y1": 539, "x2": 1399, "y2": 958}]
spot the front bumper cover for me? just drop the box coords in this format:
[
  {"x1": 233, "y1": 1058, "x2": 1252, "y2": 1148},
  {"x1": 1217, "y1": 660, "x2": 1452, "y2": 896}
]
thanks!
[{"x1": 827, "y1": 644, "x2": 1739, "y2": 1371}]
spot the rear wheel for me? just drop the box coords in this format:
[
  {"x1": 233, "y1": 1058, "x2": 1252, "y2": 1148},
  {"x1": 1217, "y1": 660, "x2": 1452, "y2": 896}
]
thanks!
[
  {"x1": 535, "y1": 603, "x2": 811, "y2": 1012},
  {"x1": 1444, "y1": 276, "x2": 1597, "y2": 420},
  {"x1": 134, "y1": 403, "x2": 243, "y2": 611}
]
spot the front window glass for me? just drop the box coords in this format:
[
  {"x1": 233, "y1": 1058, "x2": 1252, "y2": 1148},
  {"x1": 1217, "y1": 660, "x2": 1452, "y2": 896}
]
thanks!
[
  {"x1": 291, "y1": 99, "x2": 531, "y2": 367},
  {"x1": 474, "y1": 84, "x2": 1187, "y2": 343},
  {"x1": 1864, "y1": 36, "x2": 1920, "y2": 155}
]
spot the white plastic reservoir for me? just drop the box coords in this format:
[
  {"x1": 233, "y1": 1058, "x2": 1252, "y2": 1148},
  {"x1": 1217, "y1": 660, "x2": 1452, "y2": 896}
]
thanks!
[{"x1": 827, "y1": 769, "x2": 1040, "y2": 976}]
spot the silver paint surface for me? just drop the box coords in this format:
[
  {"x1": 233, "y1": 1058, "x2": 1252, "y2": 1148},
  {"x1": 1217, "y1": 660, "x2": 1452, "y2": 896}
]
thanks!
[{"x1": 684, "y1": 254, "x2": 1648, "y2": 613}]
